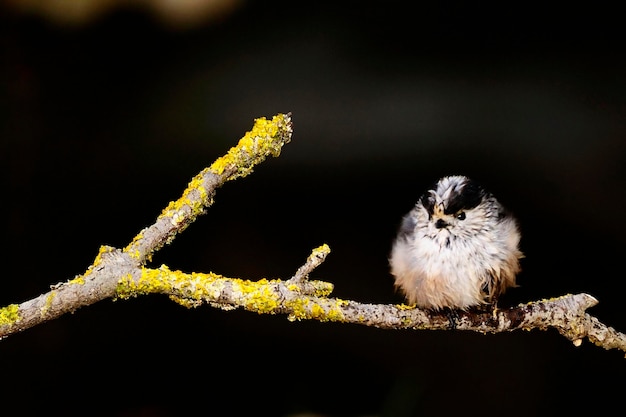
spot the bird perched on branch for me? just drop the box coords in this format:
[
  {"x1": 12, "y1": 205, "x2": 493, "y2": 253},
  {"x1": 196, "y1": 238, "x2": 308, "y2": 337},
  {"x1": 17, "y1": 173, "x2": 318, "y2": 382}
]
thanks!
[{"x1": 390, "y1": 175, "x2": 523, "y2": 310}]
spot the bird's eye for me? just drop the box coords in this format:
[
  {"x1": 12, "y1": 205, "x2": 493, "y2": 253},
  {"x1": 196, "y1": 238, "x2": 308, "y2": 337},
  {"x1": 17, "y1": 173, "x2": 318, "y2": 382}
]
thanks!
[{"x1": 456, "y1": 212, "x2": 466, "y2": 220}]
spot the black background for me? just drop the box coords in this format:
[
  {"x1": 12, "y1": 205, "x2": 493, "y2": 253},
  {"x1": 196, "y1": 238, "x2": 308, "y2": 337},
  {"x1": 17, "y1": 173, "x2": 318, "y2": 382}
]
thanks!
[{"x1": 2, "y1": 2, "x2": 625, "y2": 416}]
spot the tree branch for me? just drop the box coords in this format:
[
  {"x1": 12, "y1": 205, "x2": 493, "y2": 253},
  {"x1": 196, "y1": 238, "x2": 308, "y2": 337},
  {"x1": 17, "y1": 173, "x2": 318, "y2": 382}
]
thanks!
[
  {"x1": 0, "y1": 113, "x2": 293, "y2": 338},
  {"x1": 1, "y1": 112, "x2": 624, "y2": 357}
]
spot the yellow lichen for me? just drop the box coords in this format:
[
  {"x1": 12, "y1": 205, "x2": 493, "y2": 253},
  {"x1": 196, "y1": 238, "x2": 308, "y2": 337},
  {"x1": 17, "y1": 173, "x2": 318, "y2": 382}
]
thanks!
[
  {"x1": 160, "y1": 190, "x2": 202, "y2": 220},
  {"x1": 115, "y1": 273, "x2": 137, "y2": 300},
  {"x1": 118, "y1": 265, "x2": 287, "y2": 314},
  {"x1": 41, "y1": 291, "x2": 56, "y2": 317},
  {"x1": 326, "y1": 299, "x2": 348, "y2": 321},
  {"x1": 0, "y1": 304, "x2": 20, "y2": 327},
  {"x1": 157, "y1": 167, "x2": 212, "y2": 226},
  {"x1": 209, "y1": 114, "x2": 291, "y2": 177},
  {"x1": 400, "y1": 316, "x2": 414, "y2": 326},
  {"x1": 84, "y1": 245, "x2": 115, "y2": 278},
  {"x1": 309, "y1": 280, "x2": 334, "y2": 297},
  {"x1": 152, "y1": 114, "x2": 290, "y2": 243},
  {"x1": 68, "y1": 275, "x2": 85, "y2": 285},
  {"x1": 115, "y1": 266, "x2": 228, "y2": 304},
  {"x1": 311, "y1": 303, "x2": 325, "y2": 318},
  {"x1": 287, "y1": 298, "x2": 310, "y2": 322},
  {"x1": 286, "y1": 297, "x2": 346, "y2": 322},
  {"x1": 309, "y1": 243, "x2": 330, "y2": 261},
  {"x1": 123, "y1": 232, "x2": 143, "y2": 252},
  {"x1": 122, "y1": 232, "x2": 154, "y2": 262},
  {"x1": 113, "y1": 261, "x2": 347, "y2": 323},
  {"x1": 169, "y1": 295, "x2": 203, "y2": 308},
  {"x1": 230, "y1": 278, "x2": 281, "y2": 314}
]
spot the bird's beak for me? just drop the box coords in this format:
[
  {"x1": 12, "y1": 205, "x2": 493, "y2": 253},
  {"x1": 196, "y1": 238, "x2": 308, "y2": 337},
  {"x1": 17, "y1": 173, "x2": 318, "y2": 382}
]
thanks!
[
  {"x1": 433, "y1": 202, "x2": 445, "y2": 217},
  {"x1": 433, "y1": 203, "x2": 449, "y2": 229}
]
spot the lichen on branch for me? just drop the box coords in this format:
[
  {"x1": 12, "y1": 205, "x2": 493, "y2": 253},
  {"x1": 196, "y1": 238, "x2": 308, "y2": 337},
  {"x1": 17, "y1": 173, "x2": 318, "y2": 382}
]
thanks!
[
  {"x1": 1, "y1": 112, "x2": 625, "y2": 358},
  {"x1": 209, "y1": 113, "x2": 292, "y2": 177},
  {"x1": 0, "y1": 113, "x2": 293, "y2": 339},
  {"x1": 125, "y1": 113, "x2": 293, "y2": 263}
]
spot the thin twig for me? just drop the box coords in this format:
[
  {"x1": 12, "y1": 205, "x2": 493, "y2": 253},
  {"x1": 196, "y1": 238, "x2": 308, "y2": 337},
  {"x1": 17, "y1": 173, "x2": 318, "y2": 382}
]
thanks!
[{"x1": 288, "y1": 243, "x2": 331, "y2": 285}]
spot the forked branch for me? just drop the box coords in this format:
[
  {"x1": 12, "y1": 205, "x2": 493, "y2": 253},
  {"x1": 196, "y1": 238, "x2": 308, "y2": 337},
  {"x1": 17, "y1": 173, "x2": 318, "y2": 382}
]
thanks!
[{"x1": 1, "y1": 113, "x2": 624, "y2": 356}]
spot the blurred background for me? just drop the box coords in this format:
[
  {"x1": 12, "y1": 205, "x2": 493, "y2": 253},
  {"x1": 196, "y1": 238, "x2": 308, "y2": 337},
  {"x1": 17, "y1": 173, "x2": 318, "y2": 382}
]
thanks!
[{"x1": 1, "y1": 1, "x2": 625, "y2": 416}]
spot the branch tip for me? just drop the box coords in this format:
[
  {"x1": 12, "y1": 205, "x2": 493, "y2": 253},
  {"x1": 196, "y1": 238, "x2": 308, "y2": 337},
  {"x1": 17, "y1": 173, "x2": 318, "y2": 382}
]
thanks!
[
  {"x1": 580, "y1": 293, "x2": 599, "y2": 309},
  {"x1": 209, "y1": 113, "x2": 293, "y2": 177},
  {"x1": 288, "y1": 244, "x2": 331, "y2": 285}
]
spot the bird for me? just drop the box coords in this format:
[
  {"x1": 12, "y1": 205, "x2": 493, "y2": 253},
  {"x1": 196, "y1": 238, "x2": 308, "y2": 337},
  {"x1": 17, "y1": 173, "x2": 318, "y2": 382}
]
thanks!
[{"x1": 389, "y1": 175, "x2": 523, "y2": 310}]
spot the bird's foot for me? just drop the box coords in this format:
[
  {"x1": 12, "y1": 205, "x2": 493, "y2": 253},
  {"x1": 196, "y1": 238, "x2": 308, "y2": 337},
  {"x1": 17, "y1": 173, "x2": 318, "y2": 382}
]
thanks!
[{"x1": 443, "y1": 308, "x2": 460, "y2": 330}]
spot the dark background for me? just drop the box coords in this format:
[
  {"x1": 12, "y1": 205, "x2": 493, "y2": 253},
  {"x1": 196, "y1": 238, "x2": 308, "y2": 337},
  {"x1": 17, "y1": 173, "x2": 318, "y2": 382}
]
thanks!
[{"x1": 2, "y1": 1, "x2": 625, "y2": 416}]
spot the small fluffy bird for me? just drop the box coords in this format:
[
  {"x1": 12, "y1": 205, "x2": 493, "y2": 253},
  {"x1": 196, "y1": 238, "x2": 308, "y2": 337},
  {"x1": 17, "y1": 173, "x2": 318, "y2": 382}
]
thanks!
[{"x1": 390, "y1": 175, "x2": 523, "y2": 310}]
